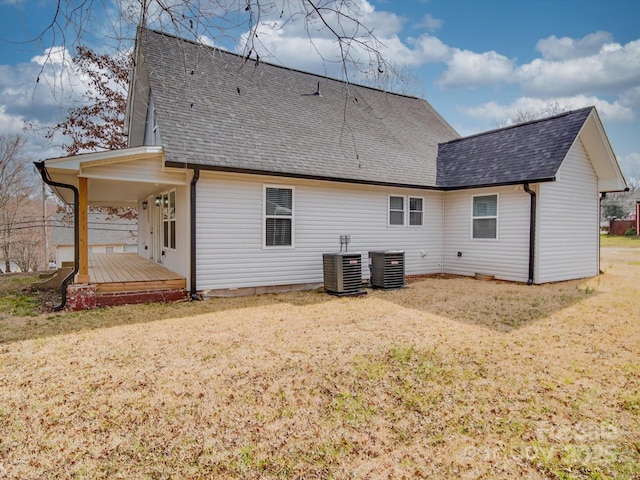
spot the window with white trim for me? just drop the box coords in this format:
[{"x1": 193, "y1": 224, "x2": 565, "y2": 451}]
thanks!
[
  {"x1": 162, "y1": 190, "x2": 176, "y2": 249},
  {"x1": 472, "y1": 194, "x2": 498, "y2": 239},
  {"x1": 389, "y1": 195, "x2": 424, "y2": 226},
  {"x1": 409, "y1": 197, "x2": 424, "y2": 226},
  {"x1": 389, "y1": 196, "x2": 405, "y2": 226},
  {"x1": 265, "y1": 186, "x2": 293, "y2": 247}
]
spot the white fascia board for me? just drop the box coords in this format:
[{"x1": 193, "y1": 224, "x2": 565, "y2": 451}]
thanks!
[
  {"x1": 45, "y1": 146, "x2": 164, "y2": 172},
  {"x1": 577, "y1": 109, "x2": 628, "y2": 193}
]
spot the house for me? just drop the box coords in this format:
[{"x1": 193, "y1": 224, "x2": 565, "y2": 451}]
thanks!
[
  {"x1": 51, "y1": 211, "x2": 137, "y2": 268},
  {"x1": 0, "y1": 262, "x2": 22, "y2": 274},
  {"x1": 35, "y1": 29, "x2": 627, "y2": 309}
]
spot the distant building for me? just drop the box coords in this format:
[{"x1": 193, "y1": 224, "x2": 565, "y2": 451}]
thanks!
[
  {"x1": 0, "y1": 261, "x2": 22, "y2": 273},
  {"x1": 51, "y1": 211, "x2": 137, "y2": 268}
]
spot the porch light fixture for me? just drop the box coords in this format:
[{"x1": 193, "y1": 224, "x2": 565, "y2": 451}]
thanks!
[
  {"x1": 155, "y1": 196, "x2": 161, "y2": 206},
  {"x1": 142, "y1": 200, "x2": 148, "y2": 210}
]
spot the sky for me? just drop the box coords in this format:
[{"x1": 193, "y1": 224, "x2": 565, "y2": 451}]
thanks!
[{"x1": 0, "y1": 0, "x2": 639, "y2": 182}]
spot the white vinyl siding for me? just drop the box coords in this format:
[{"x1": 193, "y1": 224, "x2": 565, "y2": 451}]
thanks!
[
  {"x1": 151, "y1": 184, "x2": 190, "y2": 282},
  {"x1": 536, "y1": 139, "x2": 599, "y2": 283},
  {"x1": 196, "y1": 172, "x2": 444, "y2": 291},
  {"x1": 443, "y1": 187, "x2": 529, "y2": 282},
  {"x1": 143, "y1": 92, "x2": 161, "y2": 145}
]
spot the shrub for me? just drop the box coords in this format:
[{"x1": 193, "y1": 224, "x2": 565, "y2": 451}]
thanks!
[{"x1": 624, "y1": 227, "x2": 637, "y2": 236}]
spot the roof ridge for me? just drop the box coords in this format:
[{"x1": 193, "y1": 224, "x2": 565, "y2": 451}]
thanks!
[
  {"x1": 440, "y1": 106, "x2": 594, "y2": 146},
  {"x1": 141, "y1": 27, "x2": 424, "y2": 101}
]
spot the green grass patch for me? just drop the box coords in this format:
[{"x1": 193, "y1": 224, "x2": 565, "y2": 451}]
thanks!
[{"x1": 600, "y1": 234, "x2": 640, "y2": 248}]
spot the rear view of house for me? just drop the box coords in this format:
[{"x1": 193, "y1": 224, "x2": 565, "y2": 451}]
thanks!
[{"x1": 36, "y1": 28, "x2": 627, "y2": 309}]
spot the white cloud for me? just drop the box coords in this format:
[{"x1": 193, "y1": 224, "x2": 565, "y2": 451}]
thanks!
[
  {"x1": 406, "y1": 34, "x2": 451, "y2": 64},
  {"x1": 515, "y1": 38, "x2": 640, "y2": 97},
  {"x1": 236, "y1": 0, "x2": 429, "y2": 78},
  {"x1": 414, "y1": 13, "x2": 442, "y2": 32},
  {"x1": 0, "y1": 46, "x2": 97, "y2": 161},
  {"x1": 536, "y1": 31, "x2": 613, "y2": 60},
  {"x1": 620, "y1": 86, "x2": 640, "y2": 108},
  {"x1": 0, "y1": 105, "x2": 25, "y2": 136},
  {"x1": 197, "y1": 35, "x2": 216, "y2": 47},
  {"x1": 618, "y1": 152, "x2": 640, "y2": 183},
  {"x1": 437, "y1": 49, "x2": 514, "y2": 88},
  {"x1": 461, "y1": 95, "x2": 634, "y2": 125}
]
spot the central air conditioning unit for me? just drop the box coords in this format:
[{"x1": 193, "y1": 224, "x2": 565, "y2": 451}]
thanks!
[
  {"x1": 323, "y1": 253, "x2": 364, "y2": 295},
  {"x1": 369, "y1": 250, "x2": 405, "y2": 289}
]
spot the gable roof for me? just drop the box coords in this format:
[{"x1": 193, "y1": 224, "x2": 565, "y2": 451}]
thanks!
[
  {"x1": 134, "y1": 28, "x2": 459, "y2": 189},
  {"x1": 437, "y1": 107, "x2": 594, "y2": 189},
  {"x1": 128, "y1": 29, "x2": 626, "y2": 194}
]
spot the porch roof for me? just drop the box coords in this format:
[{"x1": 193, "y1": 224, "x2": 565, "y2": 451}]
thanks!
[{"x1": 42, "y1": 146, "x2": 187, "y2": 205}]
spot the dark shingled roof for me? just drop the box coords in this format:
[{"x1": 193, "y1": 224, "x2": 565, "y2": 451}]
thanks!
[
  {"x1": 138, "y1": 29, "x2": 459, "y2": 188},
  {"x1": 437, "y1": 107, "x2": 593, "y2": 189}
]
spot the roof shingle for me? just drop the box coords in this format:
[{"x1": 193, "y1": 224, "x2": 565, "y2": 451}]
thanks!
[
  {"x1": 138, "y1": 29, "x2": 459, "y2": 188},
  {"x1": 137, "y1": 29, "x2": 595, "y2": 191},
  {"x1": 437, "y1": 107, "x2": 593, "y2": 189}
]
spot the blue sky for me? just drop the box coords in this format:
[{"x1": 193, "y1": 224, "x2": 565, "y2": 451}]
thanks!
[{"x1": 1, "y1": 0, "x2": 639, "y2": 181}]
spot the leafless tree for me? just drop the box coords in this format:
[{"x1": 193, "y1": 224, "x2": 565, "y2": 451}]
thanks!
[
  {"x1": 355, "y1": 62, "x2": 424, "y2": 97},
  {"x1": 0, "y1": 135, "x2": 37, "y2": 272},
  {"x1": 28, "y1": 0, "x2": 389, "y2": 85},
  {"x1": 498, "y1": 101, "x2": 571, "y2": 128}
]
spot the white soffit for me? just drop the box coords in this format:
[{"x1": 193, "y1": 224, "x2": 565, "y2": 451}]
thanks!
[{"x1": 579, "y1": 111, "x2": 627, "y2": 193}]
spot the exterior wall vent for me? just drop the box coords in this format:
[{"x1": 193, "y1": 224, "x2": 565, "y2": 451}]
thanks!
[
  {"x1": 323, "y1": 253, "x2": 364, "y2": 295},
  {"x1": 369, "y1": 251, "x2": 405, "y2": 289}
]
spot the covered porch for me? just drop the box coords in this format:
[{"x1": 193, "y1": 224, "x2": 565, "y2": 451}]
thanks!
[{"x1": 36, "y1": 146, "x2": 191, "y2": 310}]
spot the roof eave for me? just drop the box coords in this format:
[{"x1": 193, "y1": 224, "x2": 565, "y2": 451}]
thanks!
[
  {"x1": 165, "y1": 161, "x2": 442, "y2": 191},
  {"x1": 578, "y1": 108, "x2": 628, "y2": 193},
  {"x1": 439, "y1": 177, "x2": 557, "y2": 191}
]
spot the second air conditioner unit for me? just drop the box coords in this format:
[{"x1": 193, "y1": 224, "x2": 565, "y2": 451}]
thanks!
[{"x1": 369, "y1": 250, "x2": 405, "y2": 289}]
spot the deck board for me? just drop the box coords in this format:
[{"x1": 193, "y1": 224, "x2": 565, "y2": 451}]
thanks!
[{"x1": 88, "y1": 253, "x2": 186, "y2": 293}]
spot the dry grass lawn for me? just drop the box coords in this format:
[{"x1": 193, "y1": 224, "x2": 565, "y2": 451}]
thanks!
[{"x1": 1, "y1": 248, "x2": 639, "y2": 479}]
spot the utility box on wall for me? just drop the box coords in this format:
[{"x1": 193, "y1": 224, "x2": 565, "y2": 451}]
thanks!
[
  {"x1": 323, "y1": 253, "x2": 364, "y2": 295},
  {"x1": 369, "y1": 251, "x2": 405, "y2": 289}
]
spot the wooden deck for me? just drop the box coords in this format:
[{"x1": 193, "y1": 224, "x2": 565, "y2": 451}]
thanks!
[{"x1": 88, "y1": 253, "x2": 186, "y2": 293}]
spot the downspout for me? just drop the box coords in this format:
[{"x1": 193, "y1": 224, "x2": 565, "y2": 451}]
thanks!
[
  {"x1": 190, "y1": 168, "x2": 200, "y2": 300},
  {"x1": 599, "y1": 192, "x2": 607, "y2": 274},
  {"x1": 441, "y1": 190, "x2": 445, "y2": 274},
  {"x1": 523, "y1": 183, "x2": 536, "y2": 285},
  {"x1": 34, "y1": 161, "x2": 79, "y2": 311}
]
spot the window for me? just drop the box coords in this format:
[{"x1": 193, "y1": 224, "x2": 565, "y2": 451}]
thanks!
[
  {"x1": 162, "y1": 190, "x2": 176, "y2": 249},
  {"x1": 472, "y1": 194, "x2": 498, "y2": 239},
  {"x1": 409, "y1": 197, "x2": 423, "y2": 226},
  {"x1": 389, "y1": 196, "x2": 405, "y2": 226},
  {"x1": 389, "y1": 195, "x2": 424, "y2": 226},
  {"x1": 265, "y1": 186, "x2": 293, "y2": 247}
]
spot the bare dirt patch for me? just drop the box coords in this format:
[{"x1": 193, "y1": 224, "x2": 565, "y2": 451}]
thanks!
[{"x1": 0, "y1": 249, "x2": 639, "y2": 479}]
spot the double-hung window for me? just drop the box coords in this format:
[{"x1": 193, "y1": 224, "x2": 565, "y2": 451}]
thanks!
[
  {"x1": 265, "y1": 186, "x2": 293, "y2": 247},
  {"x1": 162, "y1": 190, "x2": 176, "y2": 249},
  {"x1": 389, "y1": 195, "x2": 424, "y2": 226},
  {"x1": 472, "y1": 194, "x2": 498, "y2": 239},
  {"x1": 389, "y1": 196, "x2": 405, "y2": 226},
  {"x1": 409, "y1": 197, "x2": 423, "y2": 226}
]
